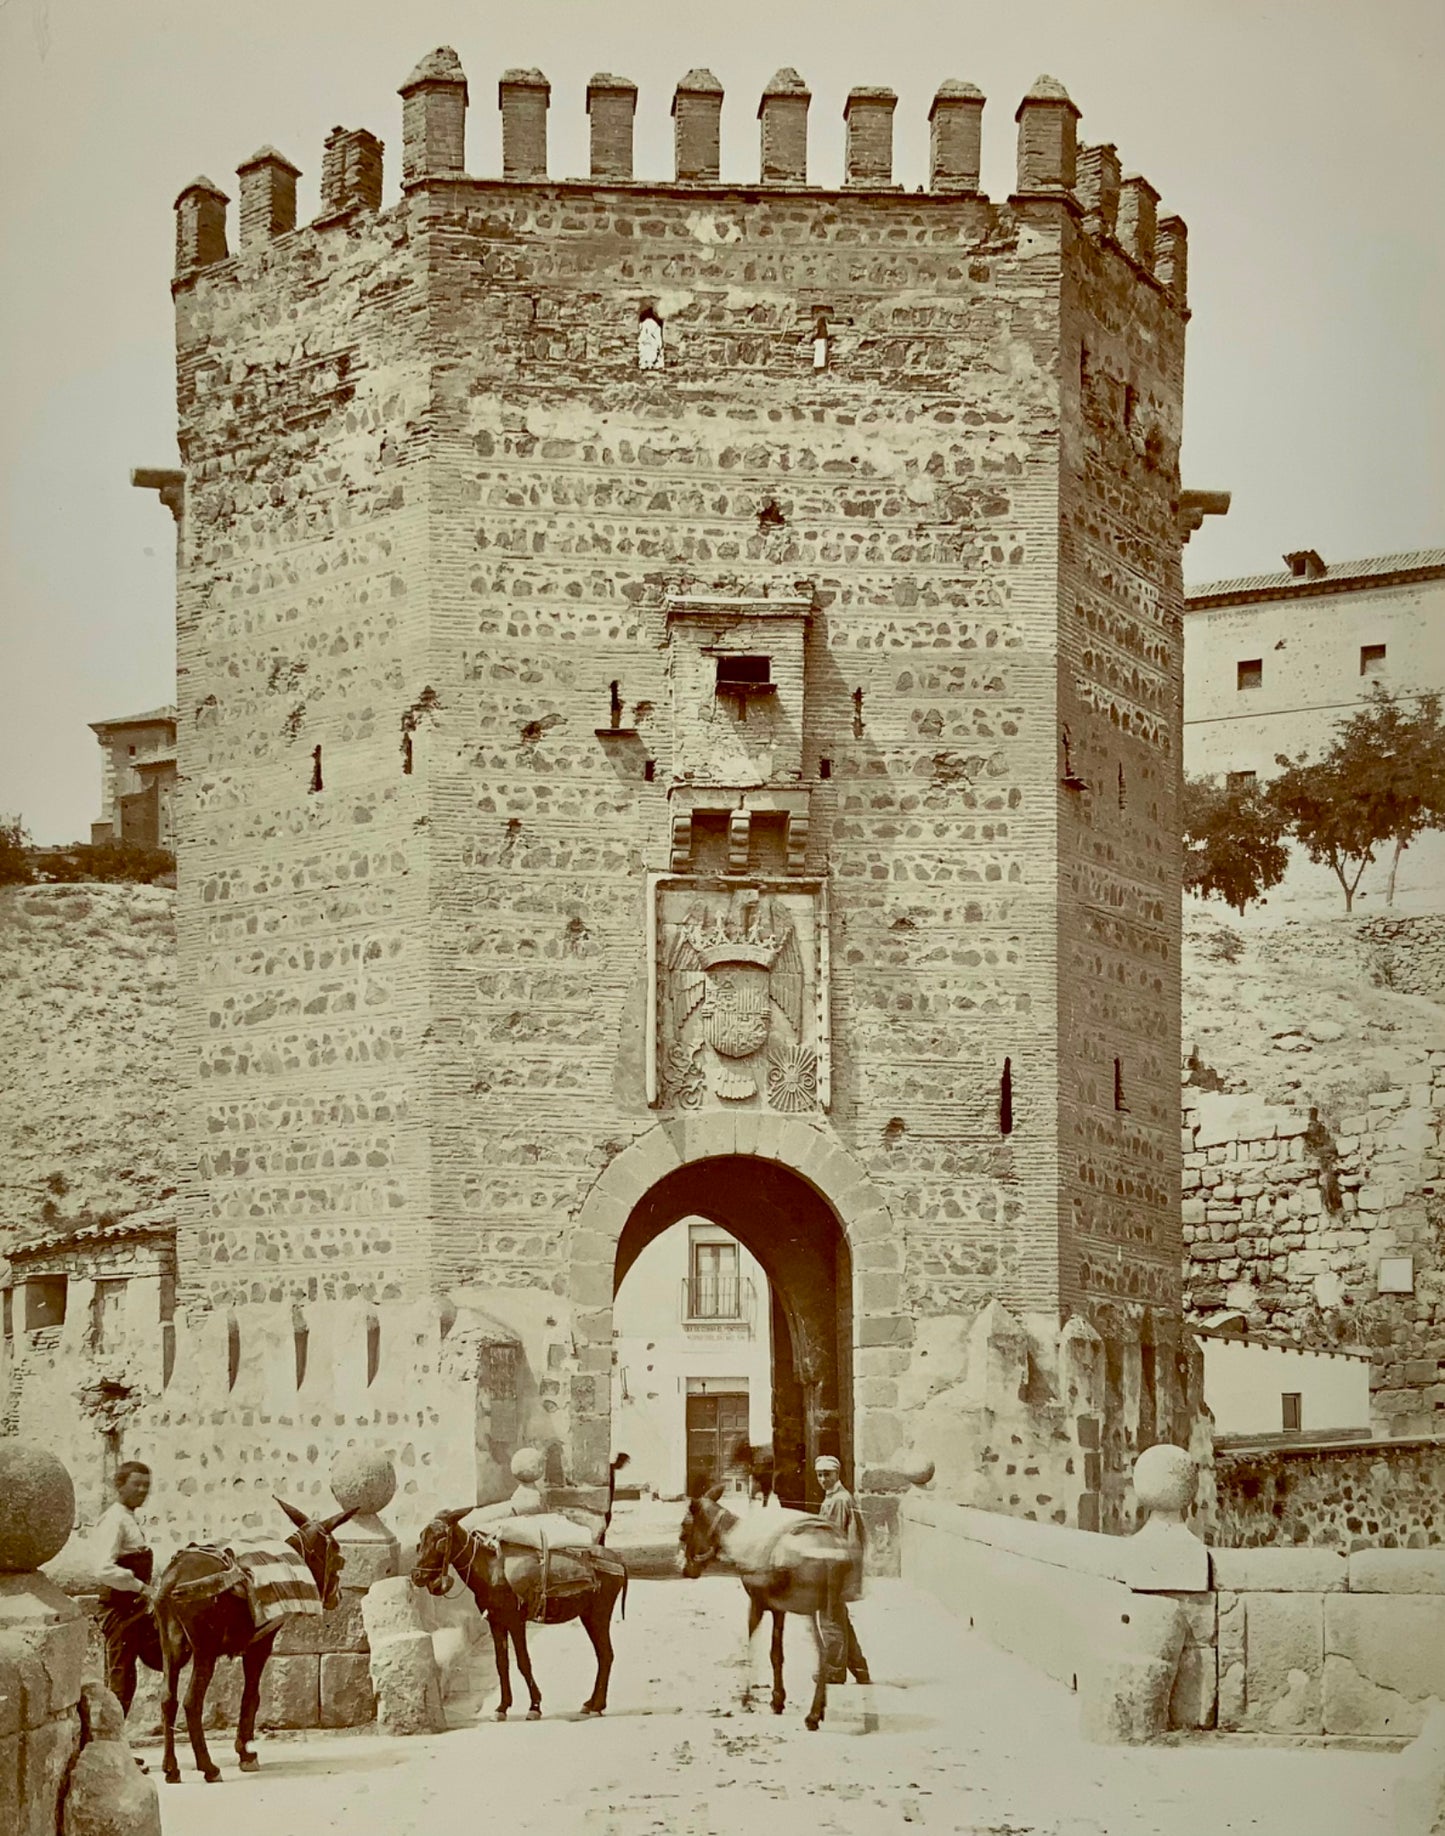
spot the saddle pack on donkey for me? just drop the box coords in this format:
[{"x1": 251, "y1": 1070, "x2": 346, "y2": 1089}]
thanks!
[{"x1": 485, "y1": 1511, "x2": 626, "y2": 1624}]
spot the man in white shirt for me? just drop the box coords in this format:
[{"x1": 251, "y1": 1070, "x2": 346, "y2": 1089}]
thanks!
[
  {"x1": 93, "y1": 1461, "x2": 162, "y2": 1726},
  {"x1": 815, "y1": 1454, "x2": 870, "y2": 1686}
]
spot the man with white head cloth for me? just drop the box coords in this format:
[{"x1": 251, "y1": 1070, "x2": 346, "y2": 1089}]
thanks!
[{"x1": 814, "y1": 1454, "x2": 870, "y2": 1685}]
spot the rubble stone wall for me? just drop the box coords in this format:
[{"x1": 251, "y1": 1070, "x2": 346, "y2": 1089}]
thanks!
[
  {"x1": 1215, "y1": 1436, "x2": 1445, "y2": 1549},
  {"x1": 1182, "y1": 1048, "x2": 1445, "y2": 1437}
]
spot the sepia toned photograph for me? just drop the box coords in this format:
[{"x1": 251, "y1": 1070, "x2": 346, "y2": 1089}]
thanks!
[{"x1": 1, "y1": 3, "x2": 1441, "y2": 1832}]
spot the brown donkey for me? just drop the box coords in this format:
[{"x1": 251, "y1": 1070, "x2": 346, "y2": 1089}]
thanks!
[
  {"x1": 151, "y1": 1497, "x2": 354, "y2": 1783},
  {"x1": 411, "y1": 1511, "x2": 628, "y2": 1720}
]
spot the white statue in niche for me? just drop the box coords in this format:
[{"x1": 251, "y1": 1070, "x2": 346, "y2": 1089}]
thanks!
[{"x1": 638, "y1": 313, "x2": 664, "y2": 371}]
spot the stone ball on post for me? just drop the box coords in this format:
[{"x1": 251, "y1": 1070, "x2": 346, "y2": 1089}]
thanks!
[
  {"x1": 510, "y1": 1447, "x2": 546, "y2": 1486},
  {"x1": 329, "y1": 1448, "x2": 398, "y2": 1518},
  {"x1": 1131, "y1": 1442, "x2": 1197, "y2": 1523},
  {"x1": 0, "y1": 1441, "x2": 76, "y2": 1572},
  {"x1": 898, "y1": 1453, "x2": 936, "y2": 1489}
]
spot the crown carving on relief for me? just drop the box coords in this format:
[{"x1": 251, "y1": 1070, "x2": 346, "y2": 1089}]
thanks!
[{"x1": 684, "y1": 911, "x2": 780, "y2": 970}]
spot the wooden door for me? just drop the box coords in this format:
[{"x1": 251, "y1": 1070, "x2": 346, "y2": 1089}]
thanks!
[{"x1": 685, "y1": 1391, "x2": 750, "y2": 1494}]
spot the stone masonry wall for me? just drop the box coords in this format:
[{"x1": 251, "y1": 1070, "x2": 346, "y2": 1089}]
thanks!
[
  {"x1": 0, "y1": 883, "x2": 177, "y2": 1241},
  {"x1": 1182, "y1": 1054, "x2": 1445, "y2": 1438},
  {"x1": 1215, "y1": 1437, "x2": 1445, "y2": 1549},
  {"x1": 3, "y1": 1295, "x2": 495, "y2": 1552}
]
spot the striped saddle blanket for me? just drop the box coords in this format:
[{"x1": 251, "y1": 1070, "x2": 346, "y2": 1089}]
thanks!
[{"x1": 235, "y1": 1544, "x2": 322, "y2": 1629}]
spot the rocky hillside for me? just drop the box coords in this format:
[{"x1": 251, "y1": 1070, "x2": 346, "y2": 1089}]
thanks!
[
  {"x1": 1181, "y1": 905, "x2": 1443, "y2": 1117},
  {"x1": 0, "y1": 883, "x2": 178, "y2": 1246}
]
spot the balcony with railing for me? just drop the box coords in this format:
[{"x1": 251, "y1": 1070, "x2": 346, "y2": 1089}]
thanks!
[{"x1": 680, "y1": 1275, "x2": 756, "y2": 1335}]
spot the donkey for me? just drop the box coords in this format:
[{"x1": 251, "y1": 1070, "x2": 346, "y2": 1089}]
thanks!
[
  {"x1": 679, "y1": 1486, "x2": 858, "y2": 1731},
  {"x1": 411, "y1": 1512, "x2": 628, "y2": 1720},
  {"x1": 150, "y1": 1497, "x2": 354, "y2": 1784}
]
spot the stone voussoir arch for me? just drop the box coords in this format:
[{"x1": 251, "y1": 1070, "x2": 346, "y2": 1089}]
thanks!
[{"x1": 570, "y1": 1111, "x2": 896, "y2": 1292}]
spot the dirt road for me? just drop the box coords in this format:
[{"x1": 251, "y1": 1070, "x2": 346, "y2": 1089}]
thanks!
[{"x1": 145, "y1": 1574, "x2": 1399, "y2": 1836}]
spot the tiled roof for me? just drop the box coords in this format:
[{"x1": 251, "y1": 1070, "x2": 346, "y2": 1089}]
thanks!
[
  {"x1": 89, "y1": 706, "x2": 178, "y2": 734},
  {"x1": 1187, "y1": 549, "x2": 1445, "y2": 608},
  {"x1": 7, "y1": 1206, "x2": 176, "y2": 1257}
]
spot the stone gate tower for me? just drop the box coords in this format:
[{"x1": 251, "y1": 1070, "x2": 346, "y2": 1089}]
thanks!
[{"x1": 161, "y1": 50, "x2": 1205, "y2": 1546}]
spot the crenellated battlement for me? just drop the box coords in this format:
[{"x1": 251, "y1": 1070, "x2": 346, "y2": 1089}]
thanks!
[
  {"x1": 173, "y1": 48, "x2": 1186, "y2": 310},
  {"x1": 4, "y1": 1292, "x2": 542, "y2": 1547}
]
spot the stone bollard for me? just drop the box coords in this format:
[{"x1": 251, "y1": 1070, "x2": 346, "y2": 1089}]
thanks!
[
  {"x1": 360, "y1": 1576, "x2": 445, "y2": 1736},
  {"x1": 1125, "y1": 1443, "x2": 1209, "y2": 1592},
  {"x1": 1079, "y1": 1445, "x2": 1204, "y2": 1746},
  {"x1": 61, "y1": 1682, "x2": 160, "y2": 1836},
  {"x1": 0, "y1": 1441, "x2": 87, "y2": 1836}
]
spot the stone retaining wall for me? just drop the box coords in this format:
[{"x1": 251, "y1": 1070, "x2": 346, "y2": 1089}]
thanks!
[
  {"x1": 1215, "y1": 1435, "x2": 1445, "y2": 1549},
  {"x1": 900, "y1": 1486, "x2": 1445, "y2": 1742}
]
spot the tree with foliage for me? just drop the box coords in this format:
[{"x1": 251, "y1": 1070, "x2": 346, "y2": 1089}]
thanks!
[
  {"x1": 1272, "y1": 688, "x2": 1445, "y2": 913},
  {"x1": 0, "y1": 814, "x2": 35, "y2": 885},
  {"x1": 1329, "y1": 687, "x2": 1445, "y2": 906},
  {"x1": 1182, "y1": 774, "x2": 1290, "y2": 915}
]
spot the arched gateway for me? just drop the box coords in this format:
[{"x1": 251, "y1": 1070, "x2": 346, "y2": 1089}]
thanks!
[{"x1": 572, "y1": 1117, "x2": 890, "y2": 1511}]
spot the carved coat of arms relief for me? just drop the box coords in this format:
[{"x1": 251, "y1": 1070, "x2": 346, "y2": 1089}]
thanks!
[{"x1": 651, "y1": 881, "x2": 828, "y2": 1113}]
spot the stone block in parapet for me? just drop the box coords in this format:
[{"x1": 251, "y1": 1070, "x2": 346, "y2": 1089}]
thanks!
[{"x1": 672, "y1": 69, "x2": 722, "y2": 182}]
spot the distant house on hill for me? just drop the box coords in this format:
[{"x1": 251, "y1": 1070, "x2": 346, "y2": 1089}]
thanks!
[
  {"x1": 1184, "y1": 546, "x2": 1445, "y2": 917},
  {"x1": 89, "y1": 706, "x2": 177, "y2": 850}
]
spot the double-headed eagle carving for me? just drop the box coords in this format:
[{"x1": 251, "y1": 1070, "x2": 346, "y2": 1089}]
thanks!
[{"x1": 665, "y1": 889, "x2": 805, "y2": 1102}]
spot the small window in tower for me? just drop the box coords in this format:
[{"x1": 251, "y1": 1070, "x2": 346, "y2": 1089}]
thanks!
[
  {"x1": 1117, "y1": 763, "x2": 1126, "y2": 809},
  {"x1": 1113, "y1": 1058, "x2": 1126, "y2": 1112},
  {"x1": 1360, "y1": 643, "x2": 1386, "y2": 678},
  {"x1": 638, "y1": 311, "x2": 664, "y2": 371},
  {"x1": 1123, "y1": 384, "x2": 1138, "y2": 428},
  {"x1": 812, "y1": 315, "x2": 829, "y2": 370},
  {"x1": 128, "y1": 745, "x2": 137, "y2": 756},
  {"x1": 1281, "y1": 1392, "x2": 1302, "y2": 1433},
  {"x1": 1226, "y1": 770, "x2": 1257, "y2": 792},
  {"x1": 1237, "y1": 659, "x2": 1263, "y2": 692},
  {"x1": 716, "y1": 655, "x2": 774, "y2": 695},
  {"x1": 309, "y1": 745, "x2": 324, "y2": 793},
  {"x1": 999, "y1": 1058, "x2": 1013, "y2": 1136}
]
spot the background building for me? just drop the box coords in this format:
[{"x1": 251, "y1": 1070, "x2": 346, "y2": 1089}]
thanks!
[
  {"x1": 1184, "y1": 548, "x2": 1445, "y2": 919},
  {"x1": 612, "y1": 1219, "x2": 772, "y2": 1499},
  {"x1": 88, "y1": 706, "x2": 177, "y2": 849}
]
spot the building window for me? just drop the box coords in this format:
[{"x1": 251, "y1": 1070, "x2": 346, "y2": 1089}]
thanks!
[
  {"x1": 2, "y1": 1286, "x2": 12, "y2": 1343},
  {"x1": 716, "y1": 654, "x2": 772, "y2": 691},
  {"x1": 1226, "y1": 770, "x2": 1257, "y2": 792},
  {"x1": 1237, "y1": 659, "x2": 1263, "y2": 691},
  {"x1": 638, "y1": 311, "x2": 664, "y2": 371},
  {"x1": 812, "y1": 315, "x2": 829, "y2": 370},
  {"x1": 90, "y1": 1279, "x2": 126, "y2": 1354},
  {"x1": 1360, "y1": 643, "x2": 1386, "y2": 678},
  {"x1": 689, "y1": 1237, "x2": 741, "y2": 1319},
  {"x1": 1281, "y1": 1392, "x2": 1302, "y2": 1433},
  {"x1": 25, "y1": 1275, "x2": 67, "y2": 1332}
]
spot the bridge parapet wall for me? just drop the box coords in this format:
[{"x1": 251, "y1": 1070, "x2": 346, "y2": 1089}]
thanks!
[{"x1": 901, "y1": 1478, "x2": 1445, "y2": 1742}]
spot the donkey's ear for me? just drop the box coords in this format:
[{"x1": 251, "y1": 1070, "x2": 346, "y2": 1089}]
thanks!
[
  {"x1": 274, "y1": 1496, "x2": 310, "y2": 1531},
  {"x1": 318, "y1": 1506, "x2": 356, "y2": 1535},
  {"x1": 705, "y1": 1483, "x2": 726, "y2": 1504},
  {"x1": 440, "y1": 1506, "x2": 473, "y2": 1525}
]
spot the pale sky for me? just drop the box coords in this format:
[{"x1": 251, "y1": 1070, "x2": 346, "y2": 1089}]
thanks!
[{"x1": 1, "y1": 0, "x2": 1441, "y2": 843}]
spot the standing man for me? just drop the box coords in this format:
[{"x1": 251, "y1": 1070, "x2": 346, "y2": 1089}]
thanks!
[
  {"x1": 814, "y1": 1454, "x2": 870, "y2": 1685},
  {"x1": 93, "y1": 1461, "x2": 162, "y2": 1736}
]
